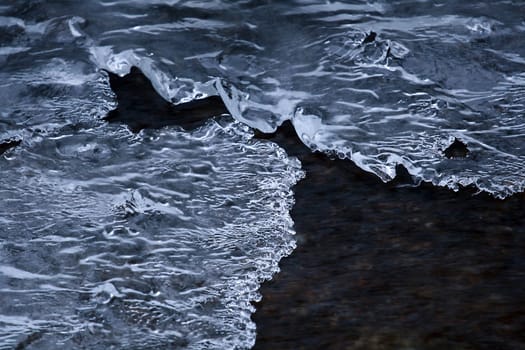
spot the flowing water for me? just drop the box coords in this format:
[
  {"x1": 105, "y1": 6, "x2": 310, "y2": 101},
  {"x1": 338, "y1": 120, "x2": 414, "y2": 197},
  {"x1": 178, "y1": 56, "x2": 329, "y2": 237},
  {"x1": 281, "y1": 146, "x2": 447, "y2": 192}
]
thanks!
[{"x1": 0, "y1": 0, "x2": 524, "y2": 349}]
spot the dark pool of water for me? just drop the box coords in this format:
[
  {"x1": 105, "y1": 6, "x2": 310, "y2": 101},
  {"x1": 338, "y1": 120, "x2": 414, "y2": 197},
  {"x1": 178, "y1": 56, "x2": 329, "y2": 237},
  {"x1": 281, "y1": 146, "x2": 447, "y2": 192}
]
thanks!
[{"x1": 253, "y1": 122, "x2": 525, "y2": 350}]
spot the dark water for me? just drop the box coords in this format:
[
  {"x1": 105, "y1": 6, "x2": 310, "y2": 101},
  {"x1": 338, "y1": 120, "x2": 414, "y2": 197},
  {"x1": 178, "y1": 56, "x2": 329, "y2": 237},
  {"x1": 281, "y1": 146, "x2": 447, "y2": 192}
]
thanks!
[
  {"x1": 254, "y1": 123, "x2": 525, "y2": 350},
  {"x1": 1, "y1": 0, "x2": 525, "y2": 349}
]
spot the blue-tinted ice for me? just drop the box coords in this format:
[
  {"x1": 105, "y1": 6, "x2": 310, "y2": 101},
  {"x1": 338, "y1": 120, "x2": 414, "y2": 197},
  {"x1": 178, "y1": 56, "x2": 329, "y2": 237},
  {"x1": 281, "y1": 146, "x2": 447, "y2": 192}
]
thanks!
[{"x1": 1, "y1": 0, "x2": 525, "y2": 349}]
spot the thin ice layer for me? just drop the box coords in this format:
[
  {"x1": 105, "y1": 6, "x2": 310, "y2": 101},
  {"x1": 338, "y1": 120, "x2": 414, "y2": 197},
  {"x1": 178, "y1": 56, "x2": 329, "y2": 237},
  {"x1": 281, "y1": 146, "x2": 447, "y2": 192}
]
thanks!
[
  {"x1": 18, "y1": 0, "x2": 518, "y2": 198},
  {"x1": 0, "y1": 119, "x2": 303, "y2": 349},
  {"x1": 6, "y1": 0, "x2": 522, "y2": 196},
  {"x1": 0, "y1": 13, "x2": 115, "y2": 142}
]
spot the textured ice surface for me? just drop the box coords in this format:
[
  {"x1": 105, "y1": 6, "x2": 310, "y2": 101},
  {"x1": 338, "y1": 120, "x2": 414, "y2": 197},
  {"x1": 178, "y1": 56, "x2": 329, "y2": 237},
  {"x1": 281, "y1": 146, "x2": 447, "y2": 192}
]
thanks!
[
  {"x1": 0, "y1": 6, "x2": 305, "y2": 348},
  {"x1": 1, "y1": 1, "x2": 525, "y2": 349},
  {"x1": 3, "y1": 1, "x2": 524, "y2": 196},
  {"x1": 0, "y1": 119, "x2": 303, "y2": 349}
]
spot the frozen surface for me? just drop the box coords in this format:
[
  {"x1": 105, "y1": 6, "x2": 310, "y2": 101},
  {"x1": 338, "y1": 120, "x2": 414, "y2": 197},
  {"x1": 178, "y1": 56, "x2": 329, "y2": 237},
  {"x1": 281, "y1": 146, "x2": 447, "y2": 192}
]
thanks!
[
  {"x1": 0, "y1": 118, "x2": 302, "y2": 349},
  {"x1": 1, "y1": 0, "x2": 525, "y2": 349},
  {"x1": 2, "y1": 1, "x2": 525, "y2": 196}
]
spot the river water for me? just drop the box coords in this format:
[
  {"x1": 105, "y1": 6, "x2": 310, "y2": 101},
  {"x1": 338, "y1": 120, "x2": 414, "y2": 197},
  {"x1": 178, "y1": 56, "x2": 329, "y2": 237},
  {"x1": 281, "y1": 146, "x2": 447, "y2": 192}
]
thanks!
[{"x1": 0, "y1": 1, "x2": 524, "y2": 349}]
